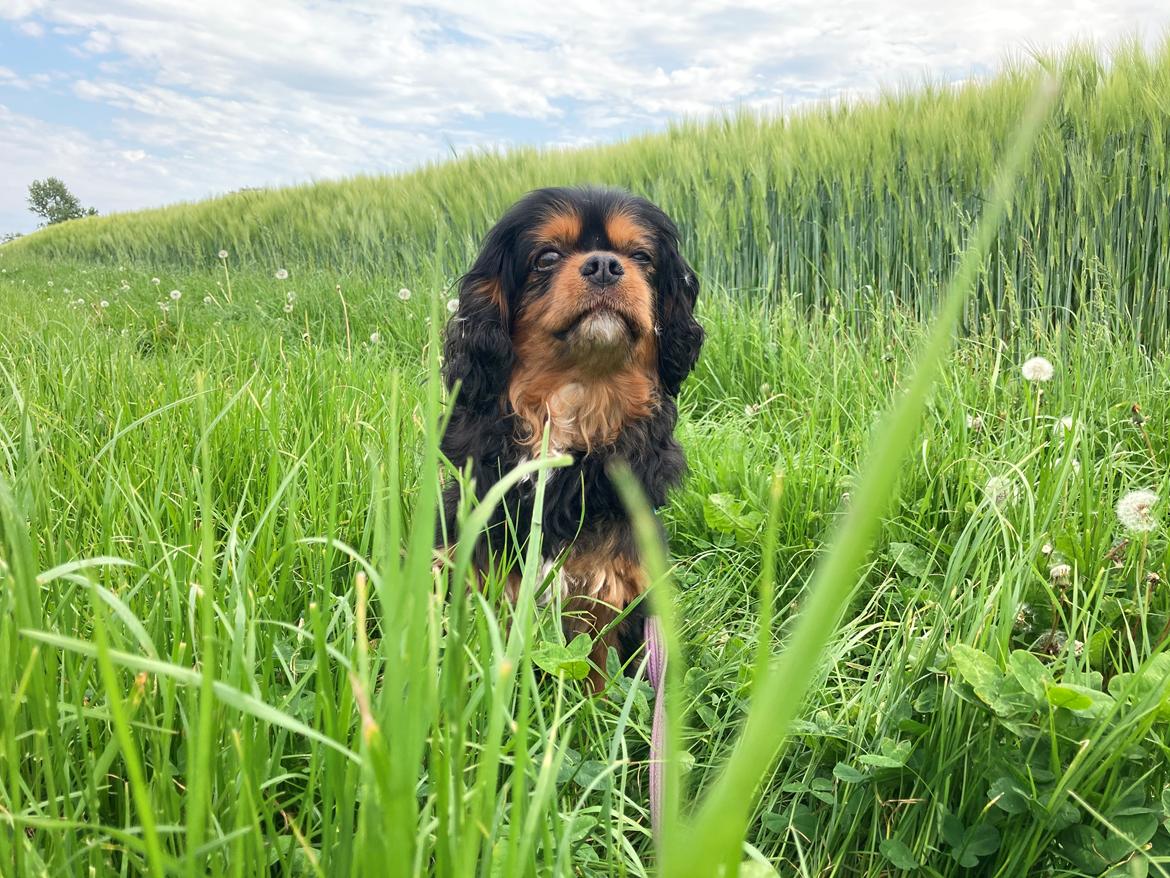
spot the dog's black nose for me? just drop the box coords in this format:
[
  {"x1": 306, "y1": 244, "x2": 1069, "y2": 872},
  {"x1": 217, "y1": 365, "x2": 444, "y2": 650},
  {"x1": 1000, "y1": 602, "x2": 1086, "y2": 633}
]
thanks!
[{"x1": 580, "y1": 252, "x2": 624, "y2": 286}]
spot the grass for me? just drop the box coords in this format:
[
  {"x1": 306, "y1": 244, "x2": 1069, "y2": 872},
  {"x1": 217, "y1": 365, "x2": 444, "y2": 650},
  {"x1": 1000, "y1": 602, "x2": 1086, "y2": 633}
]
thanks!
[{"x1": 3, "y1": 43, "x2": 1170, "y2": 878}]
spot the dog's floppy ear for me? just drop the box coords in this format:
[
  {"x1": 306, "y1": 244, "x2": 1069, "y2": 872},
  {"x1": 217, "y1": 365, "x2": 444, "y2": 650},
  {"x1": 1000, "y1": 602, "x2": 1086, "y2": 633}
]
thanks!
[
  {"x1": 654, "y1": 232, "x2": 704, "y2": 397},
  {"x1": 442, "y1": 222, "x2": 522, "y2": 414}
]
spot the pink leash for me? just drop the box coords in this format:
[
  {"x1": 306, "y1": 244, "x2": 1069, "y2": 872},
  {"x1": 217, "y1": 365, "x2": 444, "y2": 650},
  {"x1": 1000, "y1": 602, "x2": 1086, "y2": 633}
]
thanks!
[{"x1": 644, "y1": 615, "x2": 667, "y2": 839}]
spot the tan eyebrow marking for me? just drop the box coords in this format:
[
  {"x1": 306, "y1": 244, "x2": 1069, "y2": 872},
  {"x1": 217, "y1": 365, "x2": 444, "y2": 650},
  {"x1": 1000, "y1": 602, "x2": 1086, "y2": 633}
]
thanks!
[
  {"x1": 533, "y1": 209, "x2": 583, "y2": 247},
  {"x1": 605, "y1": 211, "x2": 653, "y2": 252}
]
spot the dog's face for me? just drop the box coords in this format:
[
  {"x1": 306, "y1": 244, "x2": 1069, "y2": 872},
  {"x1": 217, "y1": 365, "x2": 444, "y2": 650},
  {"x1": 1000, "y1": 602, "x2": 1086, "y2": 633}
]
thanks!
[
  {"x1": 513, "y1": 204, "x2": 659, "y2": 377},
  {"x1": 442, "y1": 186, "x2": 704, "y2": 427}
]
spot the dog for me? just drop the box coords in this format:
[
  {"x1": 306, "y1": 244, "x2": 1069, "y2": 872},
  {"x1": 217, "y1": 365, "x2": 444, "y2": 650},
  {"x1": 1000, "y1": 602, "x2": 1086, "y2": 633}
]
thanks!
[{"x1": 438, "y1": 186, "x2": 703, "y2": 691}]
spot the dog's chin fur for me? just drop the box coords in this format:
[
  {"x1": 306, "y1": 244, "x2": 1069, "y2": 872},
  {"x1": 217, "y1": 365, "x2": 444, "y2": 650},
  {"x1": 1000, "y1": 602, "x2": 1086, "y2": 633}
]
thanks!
[
  {"x1": 565, "y1": 310, "x2": 633, "y2": 371},
  {"x1": 437, "y1": 185, "x2": 705, "y2": 692}
]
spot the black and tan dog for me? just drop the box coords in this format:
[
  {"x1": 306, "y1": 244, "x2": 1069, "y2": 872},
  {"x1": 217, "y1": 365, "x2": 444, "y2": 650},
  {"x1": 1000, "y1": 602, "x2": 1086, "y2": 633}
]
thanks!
[{"x1": 438, "y1": 186, "x2": 703, "y2": 690}]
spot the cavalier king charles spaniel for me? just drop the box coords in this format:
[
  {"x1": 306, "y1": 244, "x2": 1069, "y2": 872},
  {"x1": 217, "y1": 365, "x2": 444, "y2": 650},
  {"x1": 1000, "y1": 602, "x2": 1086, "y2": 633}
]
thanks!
[{"x1": 438, "y1": 186, "x2": 703, "y2": 691}]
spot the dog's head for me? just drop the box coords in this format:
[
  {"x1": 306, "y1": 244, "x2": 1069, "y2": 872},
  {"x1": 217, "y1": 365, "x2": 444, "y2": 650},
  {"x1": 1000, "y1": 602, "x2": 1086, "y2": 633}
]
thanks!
[{"x1": 442, "y1": 186, "x2": 704, "y2": 419}]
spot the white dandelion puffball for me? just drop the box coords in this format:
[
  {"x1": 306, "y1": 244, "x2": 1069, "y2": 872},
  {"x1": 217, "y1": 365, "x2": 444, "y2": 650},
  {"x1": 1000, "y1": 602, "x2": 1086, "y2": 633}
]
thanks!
[
  {"x1": 983, "y1": 475, "x2": 1018, "y2": 507},
  {"x1": 158, "y1": 301, "x2": 169, "y2": 312},
  {"x1": 1049, "y1": 563, "x2": 1072, "y2": 584},
  {"x1": 283, "y1": 302, "x2": 294, "y2": 313},
  {"x1": 169, "y1": 289, "x2": 182, "y2": 301},
  {"x1": 369, "y1": 331, "x2": 381, "y2": 345},
  {"x1": 447, "y1": 298, "x2": 458, "y2": 313},
  {"x1": 1116, "y1": 489, "x2": 1160, "y2": 533},
  {"x1": 203, "y1": 296, "x2": 213, "y2": 304},
  {"x1": 46, "y1": 280, "x2": 54, "y2": 287},
  {"x1": 150, "y1": 277, "x2": 161, "y2": 285},
  {"x1": 966, "y1": 414, "x2": 985, "y2": 432},
  {"x1": 274, "y1": 268, "x2": 289, "y2": 280},
  {"x1": 218, "y1": 249, "x2": 228, "y2": 259},
  {"x1": 1021, "y1": 356, "x2": 1054, "y2": 382},
  {"x1": 398, "y1": 287, "x2": 412, "y2": 301},
  {"x1": 286, "y1": 290, "x2": 296, "y2": 301},
  {"x1": 99, "y1": 300, "x2": 109, "y2": 309}
]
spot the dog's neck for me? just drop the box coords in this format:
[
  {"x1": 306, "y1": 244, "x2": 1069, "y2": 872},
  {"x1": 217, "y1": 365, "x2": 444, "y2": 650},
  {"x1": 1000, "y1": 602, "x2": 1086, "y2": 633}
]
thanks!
[{"x1": 508, "y1": 361, "x2": 658, "y2": 454}]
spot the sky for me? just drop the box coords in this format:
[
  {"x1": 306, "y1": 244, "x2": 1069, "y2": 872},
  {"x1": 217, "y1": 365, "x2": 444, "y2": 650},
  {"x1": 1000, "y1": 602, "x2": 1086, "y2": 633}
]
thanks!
[{"x1": 1, "y1": 1, "x2": 1168, "y2": 236}]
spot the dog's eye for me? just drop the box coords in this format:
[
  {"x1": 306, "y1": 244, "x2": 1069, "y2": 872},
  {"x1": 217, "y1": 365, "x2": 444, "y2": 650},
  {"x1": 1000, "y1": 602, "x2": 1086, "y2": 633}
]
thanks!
[
  {"x1": 630, "y1": 251, "x2": 652, "y2": 264},
  {"x1": 534, "y1": 249, "x2": 562, "y2": 270}
]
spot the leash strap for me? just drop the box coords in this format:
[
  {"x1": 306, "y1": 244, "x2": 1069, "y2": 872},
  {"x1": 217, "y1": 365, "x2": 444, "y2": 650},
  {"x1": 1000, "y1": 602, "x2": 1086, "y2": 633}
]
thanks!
[{"x1": 644, "y1": 614, "x2": 666, "y2": 839}]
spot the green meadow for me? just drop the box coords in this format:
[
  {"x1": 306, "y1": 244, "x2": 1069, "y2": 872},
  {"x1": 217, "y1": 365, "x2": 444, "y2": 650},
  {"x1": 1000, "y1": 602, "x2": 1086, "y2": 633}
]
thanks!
[{"x1": 3, "y1": 42, "x2": 1170, "y2": 877}]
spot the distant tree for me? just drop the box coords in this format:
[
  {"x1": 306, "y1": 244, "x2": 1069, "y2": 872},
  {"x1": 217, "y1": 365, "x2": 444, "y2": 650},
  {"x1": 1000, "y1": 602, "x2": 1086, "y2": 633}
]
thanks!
[
  {"x1": 27, "y1": 177, "x2": 98, "y2": 226},
  {"x1": 1, "y1": 231, "x2": 22, "y2": 244}
]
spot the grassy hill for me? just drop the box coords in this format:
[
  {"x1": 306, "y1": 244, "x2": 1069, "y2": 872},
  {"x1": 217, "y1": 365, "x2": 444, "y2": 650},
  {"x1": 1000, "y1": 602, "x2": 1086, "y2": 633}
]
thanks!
[
  {"x1": 8, "y1": 41, "x2": 1170, "y2": 340},
  {"x1": 2, "y1": 40, "x2": 1170, "y2": 878}
]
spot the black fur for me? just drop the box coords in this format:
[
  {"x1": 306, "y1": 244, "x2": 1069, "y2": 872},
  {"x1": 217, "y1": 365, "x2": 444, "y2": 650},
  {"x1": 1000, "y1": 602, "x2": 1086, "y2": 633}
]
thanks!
[{"x1": 437, "y1": 187, "x2": 703, "y2": 654}]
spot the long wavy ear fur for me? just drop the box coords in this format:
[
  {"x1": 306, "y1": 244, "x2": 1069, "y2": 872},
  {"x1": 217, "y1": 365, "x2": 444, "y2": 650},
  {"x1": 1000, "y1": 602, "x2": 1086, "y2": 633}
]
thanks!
[
  {"x1": 442, "y1": 218, "x2": 528, "y2": 417},
  {"x1": 654, "y1": 228, "x2": 704, "y2": 397}
]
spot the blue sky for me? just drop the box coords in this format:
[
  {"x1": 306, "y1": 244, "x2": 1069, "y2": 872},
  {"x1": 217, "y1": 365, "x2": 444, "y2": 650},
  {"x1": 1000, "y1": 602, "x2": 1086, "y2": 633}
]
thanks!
[{"x1": 2, "y1": 1, "x2": 1168, "y2": 236}]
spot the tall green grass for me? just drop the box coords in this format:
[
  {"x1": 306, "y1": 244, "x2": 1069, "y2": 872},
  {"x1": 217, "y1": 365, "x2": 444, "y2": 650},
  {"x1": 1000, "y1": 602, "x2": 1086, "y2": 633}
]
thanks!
[
  {"x1": 3, "y1": 45, "x2": 1170, "y2": 878},
  {"x1": 8, "y1": 42, "x2": 1170, "y2": 343},
  {"x1": 3, "y1": 254, "x2": 1170, "y2": 875}
]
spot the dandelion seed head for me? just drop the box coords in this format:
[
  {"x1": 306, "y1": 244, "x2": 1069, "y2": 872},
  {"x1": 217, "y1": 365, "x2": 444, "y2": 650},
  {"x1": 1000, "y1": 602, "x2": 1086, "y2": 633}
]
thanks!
[
  {"x1": 217, "y1": 249, "x2": 228, "y2": 259},
  {"x1": 169, "y1": 289, "x2": 182, "y2": 301},
  {"x1": 369, "y1": 331, "x2": 381, "y2": 344},
  {"x1": 398, "y1": 287, "x2": 411, "y2": 301},
  {"x1": 99, "y1": 300, "x2": 109, "y2": 309},
  {"x1": 447, "y1": 298, "x2": 458, "y2": 313},
  {"x1": 274, "y1": 268, "x2": 289, "y2": 280},
  {"x1": 983, "y1": 475, "x2": 1018, "y2": 507},
  {"x1": 203, "y1": 295, "x2": 213, "y2": 304},
  {"x1": 150, "y1": 277, "x2": 160, "y2": 285},
  {"x1": 46, "y1": 280, "x2": 53, "y2": 287},
  {"x1": 283, "y1": 302, "x2": 294, "y2": 313},
  {"x1": 1041, "y1": 542, "x2": 1054, "y2": 556},
  {"x1": 1050, "y1": 563, "x2": 1072, "y2": 584},
  {"x1": 1055, "y1": 415, "x2": 1075, "y2": 435},
  {"x1": 1032, "y1": 629, "x2": 1067, "y2": 656},
  {"x1": 966, "y1": 413, "x2": 985, "y2": 432},
  {"x1": 1021, "y1": 356, "x2": 1054, "y2": 382},
  {"x1": 1116, "y1": 489, "x2": 1160, "y2": 533}
]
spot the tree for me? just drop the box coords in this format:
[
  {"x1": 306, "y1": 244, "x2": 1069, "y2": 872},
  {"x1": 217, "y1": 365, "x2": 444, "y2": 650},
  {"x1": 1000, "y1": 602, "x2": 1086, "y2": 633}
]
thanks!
[{"x1": 27, "y1": 178, "x2": 97, "y2": 226}]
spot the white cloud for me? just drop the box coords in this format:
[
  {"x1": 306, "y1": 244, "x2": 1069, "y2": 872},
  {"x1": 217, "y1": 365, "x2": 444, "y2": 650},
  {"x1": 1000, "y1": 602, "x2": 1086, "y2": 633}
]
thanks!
[{"x1": 0, "y1": 0, "x2": 1168, "y2": 233}]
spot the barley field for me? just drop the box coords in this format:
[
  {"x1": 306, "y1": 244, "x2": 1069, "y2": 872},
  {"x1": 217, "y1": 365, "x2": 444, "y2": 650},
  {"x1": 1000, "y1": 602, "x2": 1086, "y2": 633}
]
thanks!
[{"x1": 2, "y1": 44, "x2": 1170, "y2": 877}]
